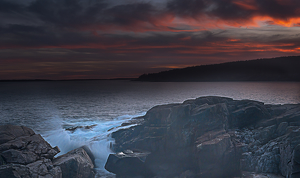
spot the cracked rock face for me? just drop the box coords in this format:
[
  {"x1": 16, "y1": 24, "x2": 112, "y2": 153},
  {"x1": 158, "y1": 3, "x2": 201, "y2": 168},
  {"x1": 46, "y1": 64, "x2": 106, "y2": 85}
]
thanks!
[
  {"x1": 0, "y1": 125, "x2": 95, "y2": 178},
  {"x1": 53, "y1": 147, "x2": 95, "y2": 178},
  {"x1": 108, "y1": 96, "x2": 300, "y2": 178},
  {"x1": 0, "y1": 125, "x2": 62, "y2": 178}
]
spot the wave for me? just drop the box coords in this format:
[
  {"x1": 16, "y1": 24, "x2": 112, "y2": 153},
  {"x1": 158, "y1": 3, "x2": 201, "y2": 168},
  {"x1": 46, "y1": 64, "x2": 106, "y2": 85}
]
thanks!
[{"x1": 42, "y1": 112, "x2": 146, "y2": 171}]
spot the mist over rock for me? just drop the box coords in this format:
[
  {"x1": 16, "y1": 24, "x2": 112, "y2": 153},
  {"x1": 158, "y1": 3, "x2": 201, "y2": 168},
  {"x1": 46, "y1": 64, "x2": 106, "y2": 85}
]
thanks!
[
  {"x1": 0, "y1": 125, "x2": 95, "y2": 178},
  {"x1": 107, "y1": 96, "x2": 300, "y2": 178}
]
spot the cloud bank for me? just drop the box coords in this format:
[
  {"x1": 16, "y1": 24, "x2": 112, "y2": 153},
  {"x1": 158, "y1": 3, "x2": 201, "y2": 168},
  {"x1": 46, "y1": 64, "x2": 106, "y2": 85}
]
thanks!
[{"x1": 1, "y1": 0, "x2": 300, "y2": 79}]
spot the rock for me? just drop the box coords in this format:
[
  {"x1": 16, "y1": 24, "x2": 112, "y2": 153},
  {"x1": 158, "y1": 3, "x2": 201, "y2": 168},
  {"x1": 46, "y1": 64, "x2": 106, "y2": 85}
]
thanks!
[
  {"x1": 81, "y1": 145, "x2": 95, "y2": 166},
  {"x1": 105, "y1": 150, "x2": 153, "y2": 178},
  {"x1": 276, "y1": 122, "x2": 288, "y2": 136},
  {"x1": 26, "y1": 158, "x2": 62, "y2": 178},
  {"x1": 0, "y1": 125, "x2": 95, "y2": 178},
  {"x1": 0, "y1": 164, "x2": 31, "y2": 178},
  {"x1": 110, "y1": 97, "x2": 238, "y2": 177},
  {"x1": 0, "y1": 132, "x2": 60, "y2": 164},
  {"x1": 178, "y1": 170, "x2": 196, "y2": 178},
  {"x1": 53, "y1": 147, "x2": 95, "y2": 178},
  {"x1": 65, "y1": 124, "x2": 97, "y2": 132},
  {"x1": 228, "y1": 102, "x2": 271, "y2": 129},
  {"x1": 0, "y1": 125, "x2": 35, "y2": 145},
  {"x1": 0, "y1": 125, "x2": 62, "y2": 178},
  {"x1": 0, "y1": 158, "x2": 62, "y2": 178},
  {"x1": 196, "y1": 132, "x2": 237, "y2": 177},
  {"x1": 1, "y1": 149, "x2": 38, "y2": 164},
  {"x1": 121, "y1": 116, "x2": 145, "y2": 127},
  {"x1": 107, "y1": 96, "x2": 300, "y2": 178},
  {"x1": 291, "y1": 144, "x2": 300, "y2": 178},
  {"x1": 241, "y1": 172, "x2": 284, "y2": 178}
]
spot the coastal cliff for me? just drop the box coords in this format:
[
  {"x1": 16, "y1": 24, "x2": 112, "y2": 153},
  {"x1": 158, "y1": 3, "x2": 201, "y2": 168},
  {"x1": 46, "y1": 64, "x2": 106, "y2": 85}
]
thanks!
[{"x1": 106, "y1": 96, "x2": 300, "y2": 178}]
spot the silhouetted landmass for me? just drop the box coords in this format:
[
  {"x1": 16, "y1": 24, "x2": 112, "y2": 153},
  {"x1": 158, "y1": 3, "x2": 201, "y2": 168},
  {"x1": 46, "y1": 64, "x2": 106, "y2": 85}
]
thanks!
[
  {"x1": 0, "y1": 78, "x2": 135, "y2": 82},
  {"x1": 136, "y1": 56, "x2": 300, "y2": 82}
]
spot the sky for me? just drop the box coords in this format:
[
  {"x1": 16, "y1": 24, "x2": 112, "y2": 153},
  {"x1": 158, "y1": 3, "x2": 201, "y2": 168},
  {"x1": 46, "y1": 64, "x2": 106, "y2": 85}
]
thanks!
[{"x1": 1, "y1": 0, "x2": 300, "y2": 80}]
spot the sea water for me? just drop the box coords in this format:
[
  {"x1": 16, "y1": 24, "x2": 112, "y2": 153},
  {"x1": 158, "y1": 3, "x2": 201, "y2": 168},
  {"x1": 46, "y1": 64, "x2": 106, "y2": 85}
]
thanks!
[{"x1": 0, "y1": 81, "x2": 299, "y2": 176}]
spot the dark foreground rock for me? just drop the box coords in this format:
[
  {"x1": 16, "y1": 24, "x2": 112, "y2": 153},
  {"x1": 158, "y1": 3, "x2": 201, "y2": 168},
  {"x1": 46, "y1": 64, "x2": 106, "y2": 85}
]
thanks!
[
  {"x1": 106, "y1": 96, "x2": 300, "y2": 178},
  {"x1": 53, "y1": 147, "x2": 95, "y2": 178},
  {"x1": 0, "y1": 125, "x2": 95, "y2": 178},
  {"x1": 105, "y1": 149, "x2": 153, "y2": 178}
]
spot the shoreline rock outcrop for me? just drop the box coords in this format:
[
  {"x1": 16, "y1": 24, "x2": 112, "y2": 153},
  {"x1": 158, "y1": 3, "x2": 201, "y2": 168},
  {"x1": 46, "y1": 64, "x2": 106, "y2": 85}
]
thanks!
[
  {"x1": 105, "y1": 149, "x2": 153, "y2": 178},
  {"x1": 106, "y1": 96, "x2": 300, "y2": 178},
  {"x1": 0, "y1": 125, "x2": 95, "y2": 178}
]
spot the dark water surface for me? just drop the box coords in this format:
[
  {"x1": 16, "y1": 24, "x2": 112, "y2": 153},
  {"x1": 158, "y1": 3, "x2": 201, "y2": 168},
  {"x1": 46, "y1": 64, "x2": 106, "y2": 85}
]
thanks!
[{"x1": 0, "y1": 80, "x2": 299, "y2": 173}]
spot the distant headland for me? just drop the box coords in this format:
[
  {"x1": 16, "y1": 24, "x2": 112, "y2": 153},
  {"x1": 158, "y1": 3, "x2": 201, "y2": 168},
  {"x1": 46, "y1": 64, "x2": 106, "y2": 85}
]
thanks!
[
  {"x1": 0, "y1": 78, "x2": 136, "y2": 82},
  {"x1": 136, "y1": 56, "x2": 300, "y2": 82}
]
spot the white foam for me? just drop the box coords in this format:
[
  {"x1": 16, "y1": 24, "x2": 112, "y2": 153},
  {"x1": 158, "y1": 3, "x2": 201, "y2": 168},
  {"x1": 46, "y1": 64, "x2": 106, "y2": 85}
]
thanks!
[{"x1": 42, "y1": 112, "x2": 146, "y2": 171}]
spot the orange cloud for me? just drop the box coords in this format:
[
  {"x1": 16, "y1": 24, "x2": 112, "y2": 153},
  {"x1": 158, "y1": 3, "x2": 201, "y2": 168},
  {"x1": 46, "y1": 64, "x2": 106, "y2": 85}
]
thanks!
[{"x1": 175, "y1": 41, "x2": 300, "y2": 55}]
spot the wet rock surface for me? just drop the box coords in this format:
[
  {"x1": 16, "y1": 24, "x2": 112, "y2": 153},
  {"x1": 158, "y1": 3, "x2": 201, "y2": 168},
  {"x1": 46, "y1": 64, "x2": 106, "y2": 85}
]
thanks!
[
  {"x1": 53, "y1": 146, "x2": 95, "y2": 178},
  {"x1": 107, "y1": 96, "x2": 300, "y2": 178},
  {"x1": 65, "y1": 124, "x2": 97, "y2": 133},
  {"x1": 105, "y1": 150, "x2": 153, "y2": 178},
  {"x1": 0, "y1": 125, "x2": 95, "y2": 178}
]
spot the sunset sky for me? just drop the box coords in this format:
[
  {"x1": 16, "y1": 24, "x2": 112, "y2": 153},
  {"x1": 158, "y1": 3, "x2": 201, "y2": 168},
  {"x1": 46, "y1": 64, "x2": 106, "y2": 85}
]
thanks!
[{"x1": 1, "y1": 0, "x2": 300, "y2": 80}]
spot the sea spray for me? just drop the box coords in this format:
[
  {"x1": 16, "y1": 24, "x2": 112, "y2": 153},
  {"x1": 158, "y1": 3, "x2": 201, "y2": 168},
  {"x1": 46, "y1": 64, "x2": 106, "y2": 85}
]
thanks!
[{"x1": 42, "y1": 113, "x2": 146, "y2": 171}]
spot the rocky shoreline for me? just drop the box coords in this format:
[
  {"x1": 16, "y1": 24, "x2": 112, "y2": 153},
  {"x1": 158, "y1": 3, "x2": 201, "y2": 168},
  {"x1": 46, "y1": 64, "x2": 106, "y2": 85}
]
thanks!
[
  {"x1": 106, "y1": 96, "x2": 300, "y2": 178},
  {"x1": 0, "y1": 125, "x2": 95, "y2": 178},
  {"x1": 1, "y1": 96, "x2": 300, "y2": 178}
]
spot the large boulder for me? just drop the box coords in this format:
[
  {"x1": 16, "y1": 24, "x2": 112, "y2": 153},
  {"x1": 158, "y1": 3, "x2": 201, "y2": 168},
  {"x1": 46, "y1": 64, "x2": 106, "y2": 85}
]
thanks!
[
  {"x1": 0, "y1": 133, "x2": 60, "y2": 164},
  {"x1": 53, "y1": 146, "x2": 95, "y2": 178},
  {"x1": 0, "y1": 158, "x2": 62, "y2": 178},
  {"x1": 110, "y1": 97, "x2": 238, "y2": 177},
  {"x1": 0, "y1": 125, "x2": 96, "y2": 178},
  {"x1": 196, "y1": 131, "x2": 235, "y2": 177},
  {"x1": 0, "y1": 125, "x2": 62, "y2": 178},
  {"x1": 107, "y1": 96, "x2": 300, "y2": 178},
  {"x1": 105, "y1": 150, "x2": 153, "y2": 178},
  {"x1": 0, "y1": 125, "x2": 35, "y2": 144},
  {"x1": 228, "y1": 101, "x2": 271, "y2": 129}
]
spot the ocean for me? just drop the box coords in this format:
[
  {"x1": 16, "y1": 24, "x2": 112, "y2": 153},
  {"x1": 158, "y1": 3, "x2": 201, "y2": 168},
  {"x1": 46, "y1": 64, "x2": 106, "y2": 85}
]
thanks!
[{"x1": 0, "y1": 80, "x2": 300, "y2": 176}]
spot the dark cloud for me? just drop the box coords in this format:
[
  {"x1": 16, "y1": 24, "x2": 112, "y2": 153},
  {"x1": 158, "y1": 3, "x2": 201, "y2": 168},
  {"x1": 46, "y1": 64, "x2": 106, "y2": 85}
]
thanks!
[
  {"x1": 2, "y1": 0, "x2": 300, "y2": 34},
  {"x1": 0, "y1": 0, "x2": 25, "y2": 12},
  {"x1": 167, "y1": 0, "x2": 206, "y2": 18},
  {"x1": 208, "y1": 0, "x2": 255, "y2": 20},
  {"x1": 167, "y1": 0, "x2": 252, "y2": 21},
  {"x1": 28, "y1": 0, "x2": 107, "y2": 28},
  {"x1": 0, "y1": 24, "x2": 88, "y2": 48},
  {"x1": 167, "y1": 0, "x2": 300, "y2": 23},
  {"x1": 26, "y1": 0, "x2": 165, "y2": 31},
  {"x1": 0, "y1": 0, "x2": 169, "y2": 49},
  {"x1": 257, "y1": 0, "x2": 300, "y2": 19},
  {"x1": 2, "y1": 0, "x2": 300, "y2": 32},
  {"x1": 1, "y1": 0, "x2": 161, "y2": 30},
  {"x1": 104, "y1": 3, "x2": 158, "y2": 26},
  {"x1": 167, "y1": 0, "x2": 254, "y2": 20}
]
